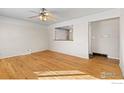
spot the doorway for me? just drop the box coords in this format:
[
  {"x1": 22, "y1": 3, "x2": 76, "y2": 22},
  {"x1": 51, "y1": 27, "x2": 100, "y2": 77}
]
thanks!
[{"x1": 88, "y1": 18, "x2": 120, "y2": 60}]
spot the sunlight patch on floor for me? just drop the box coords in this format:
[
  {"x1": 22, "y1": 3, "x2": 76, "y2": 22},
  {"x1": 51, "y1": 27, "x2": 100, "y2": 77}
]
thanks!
[{"x1": 34, "y1": 70, "x2": 98, "y2": 79}]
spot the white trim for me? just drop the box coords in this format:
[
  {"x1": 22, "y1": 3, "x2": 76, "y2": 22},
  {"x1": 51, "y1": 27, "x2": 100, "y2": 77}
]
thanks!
[
  {"x1": 0, "y1": 49, "x2": 48, "y2": 59},
  {"x1": 0, "y1": 52, "x2": 31, "y2": 59},
  {"x1": 108, "y1": 56, "x2": 119, "y2": 60}
]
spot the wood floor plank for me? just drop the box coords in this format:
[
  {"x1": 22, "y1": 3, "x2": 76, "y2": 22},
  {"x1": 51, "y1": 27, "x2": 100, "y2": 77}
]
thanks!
[{"x1": 0, "y1": 50, "x2": 122, "y2": 79}]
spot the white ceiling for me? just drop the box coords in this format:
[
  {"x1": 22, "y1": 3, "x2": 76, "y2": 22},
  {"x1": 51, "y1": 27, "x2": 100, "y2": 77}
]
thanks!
[{"x1": 0, "y1": 8, "x2": 113, "y2": 25}]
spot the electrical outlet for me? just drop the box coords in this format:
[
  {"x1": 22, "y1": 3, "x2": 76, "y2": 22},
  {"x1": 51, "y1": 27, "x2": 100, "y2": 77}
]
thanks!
[{"x1": 27, "y1": 49, "x2": 32, "y2": 52}]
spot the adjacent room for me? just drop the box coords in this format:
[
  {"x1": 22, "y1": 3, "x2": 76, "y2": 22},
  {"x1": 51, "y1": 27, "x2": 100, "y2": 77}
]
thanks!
[
  {"x1": 0, "y1": 8, "x2": 124, "y2": 79},
  {"x1": 89, "y1": 18, "x2": 120, "y2": 59}
]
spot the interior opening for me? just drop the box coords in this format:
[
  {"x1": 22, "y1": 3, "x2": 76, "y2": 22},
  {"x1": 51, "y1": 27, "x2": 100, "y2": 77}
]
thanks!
[{"x1": 88, "y1": 17, "x2": 120, "y2": 62}]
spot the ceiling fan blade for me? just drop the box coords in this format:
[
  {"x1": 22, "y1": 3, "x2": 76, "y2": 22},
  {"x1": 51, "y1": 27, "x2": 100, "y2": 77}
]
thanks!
[
  {"x1": 30, "y1": 10, "x2": 39, "y2": 14},
  {"x1": 29, "y1": 15, "x2": 40, "y2": 18},
  {"x1": 47, "y1": 16, "x2": 57, "y2": 21},
  {"x1": 48, "y1": 12, "x2": 58, "y2": 19}
]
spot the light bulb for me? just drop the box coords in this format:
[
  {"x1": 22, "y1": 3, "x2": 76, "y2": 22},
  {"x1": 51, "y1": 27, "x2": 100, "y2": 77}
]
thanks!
[
  {"x1": 40, "y1": 16, "x2": 43, "y2": 20},
  {"x1": 40, "y1": 15, "x2": 47, "y2": 21},
  {"x1": 43, "y1": 16, "x2": 47, "y2": 21}
]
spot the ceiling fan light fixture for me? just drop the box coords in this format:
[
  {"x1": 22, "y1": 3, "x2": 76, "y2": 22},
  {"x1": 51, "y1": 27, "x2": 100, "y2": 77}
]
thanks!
[
  {"x1": 29, "y1": 8, "x2": 55, "y2": 22},
  {"x1": 40, "y1": 15, "x2": 47, "y2": 21},
  {"x1": 44, "y1": 12, "x2": 49, "y2": 16}
]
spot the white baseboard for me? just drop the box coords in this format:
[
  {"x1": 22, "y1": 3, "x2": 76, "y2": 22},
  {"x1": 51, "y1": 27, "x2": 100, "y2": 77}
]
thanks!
[
  {"x1": 0, "y1": 52, "x2": 31, "y2": 59},
  {"x1": 0, "y1": 49, "x2": 48, "y2": 59},
  {"x1": 49, "y1": 49, "x2": 89, "y2": 59},
  {"x1": 108, "y1": 56, "x2": 119, "y2": 60}
]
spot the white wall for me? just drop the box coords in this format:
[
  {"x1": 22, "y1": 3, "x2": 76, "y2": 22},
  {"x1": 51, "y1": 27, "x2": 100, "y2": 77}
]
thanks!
[
  {"x1": 49, "y1": 9, "x2": 120, "y2": 59},
  {"x1": 120, "y1": 9, "x2": 124, "y2": 77},
  {"x1": 91, "y1": 18, "x2": 119, "y2": 59},
  {"x1": 0, "y1": 16, "x2": 48, "y2": 58},
  {"x1": 88, "y1": 23, "x2": 92, "y2": 54}
]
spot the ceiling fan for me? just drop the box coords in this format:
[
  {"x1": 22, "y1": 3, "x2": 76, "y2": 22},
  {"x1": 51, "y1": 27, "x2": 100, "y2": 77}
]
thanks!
[{"x1": 29, "y1": 8, "x2": 56, "y2": 21}]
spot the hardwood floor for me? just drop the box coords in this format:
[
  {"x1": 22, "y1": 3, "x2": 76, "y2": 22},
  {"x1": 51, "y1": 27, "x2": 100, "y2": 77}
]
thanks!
[{"x1": 0, "y1": 50, "x2": 122, "y2": 79}]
